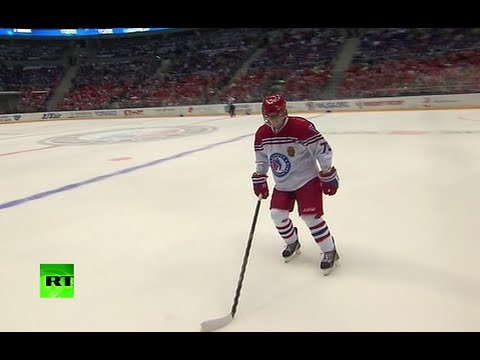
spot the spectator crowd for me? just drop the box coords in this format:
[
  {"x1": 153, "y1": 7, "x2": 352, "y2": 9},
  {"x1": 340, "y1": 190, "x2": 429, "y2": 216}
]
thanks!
[{"x1": 1, "y1": 28, "x2": 480, "y2": 114}]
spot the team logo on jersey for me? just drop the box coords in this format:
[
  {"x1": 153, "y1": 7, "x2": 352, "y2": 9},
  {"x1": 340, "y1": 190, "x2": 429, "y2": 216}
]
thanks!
[
  {"x1": 270, "y1": 153, "x2": 291, "y2": 177},
  {"x1": 287, "y1": 146, "x2": 295, "y2": 157}
]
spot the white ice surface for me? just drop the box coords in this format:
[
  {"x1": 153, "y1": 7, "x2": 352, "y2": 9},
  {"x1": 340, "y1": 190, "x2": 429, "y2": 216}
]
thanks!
[{"x1": 0, "y1": 109, "x2": 479, "y2": 331}]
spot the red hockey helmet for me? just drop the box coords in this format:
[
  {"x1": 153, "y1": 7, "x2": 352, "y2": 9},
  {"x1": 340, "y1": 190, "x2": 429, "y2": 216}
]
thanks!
[{"x1": 262, "y1": 94, "x2": 287, "y2": 119}]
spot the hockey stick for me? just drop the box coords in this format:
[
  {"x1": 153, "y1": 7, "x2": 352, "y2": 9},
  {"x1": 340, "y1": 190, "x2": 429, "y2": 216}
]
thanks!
[{"x1": 201, "y1": 194, "x2": 263, "y2": 332}]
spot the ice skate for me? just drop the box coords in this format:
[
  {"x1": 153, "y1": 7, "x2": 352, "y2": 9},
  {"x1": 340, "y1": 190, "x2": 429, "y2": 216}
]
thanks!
[
  {"x1": 320, "y1": 239, "x2": 340, "y2": 276},
  {"x1": 282, "y1": 239, "x2": 301, "y2": 263}
]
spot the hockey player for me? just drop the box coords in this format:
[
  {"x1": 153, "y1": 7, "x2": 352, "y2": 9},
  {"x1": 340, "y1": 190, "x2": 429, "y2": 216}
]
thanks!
[
  {"x1": 251, "y1": 94, "x2": 340, "y2": 275},
  {"x1": 227, "y1": 96, "x2": 236, "y2": 117}
]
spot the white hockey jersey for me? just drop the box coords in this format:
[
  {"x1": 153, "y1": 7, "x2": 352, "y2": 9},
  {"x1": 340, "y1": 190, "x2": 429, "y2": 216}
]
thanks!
[{"x1": 254, "y1": 116, "x2": 333, "y2": 192}]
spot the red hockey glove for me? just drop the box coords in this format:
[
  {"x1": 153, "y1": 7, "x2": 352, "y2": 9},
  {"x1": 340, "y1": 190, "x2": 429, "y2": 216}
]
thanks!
[
  {"x1": 319, "y1": 166, "x2": 339, "y2": 196},
  {"x1": 252, "y1": 173, "x2": 269, "y2": 199}
]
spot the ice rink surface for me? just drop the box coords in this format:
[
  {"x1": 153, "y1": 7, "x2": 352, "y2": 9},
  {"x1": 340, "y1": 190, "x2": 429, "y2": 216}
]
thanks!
[{"x1": 0, "y1": 109, "x2": 479, "y2": 332}]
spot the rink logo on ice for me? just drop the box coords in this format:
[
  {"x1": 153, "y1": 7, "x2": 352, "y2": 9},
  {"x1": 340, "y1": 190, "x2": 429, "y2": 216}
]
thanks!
[
  {"x1": 40, "y1": 264, "x2": 74, "y2": 299},
  {"x1": 40, "y1": 125, "x2": 216, "y2": 145},
  {"x1": 270, "y1": 153, "x2": 291, "y2": 177}
]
